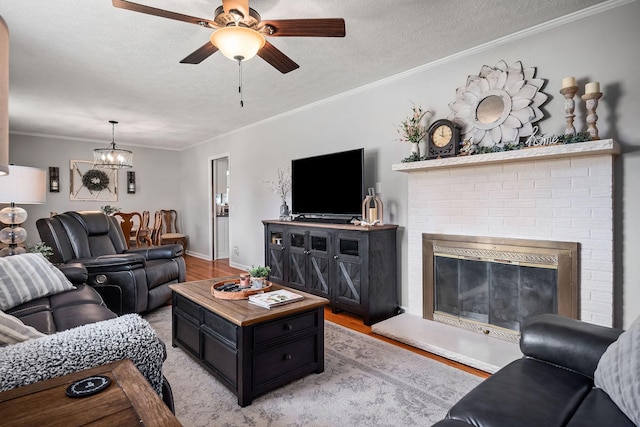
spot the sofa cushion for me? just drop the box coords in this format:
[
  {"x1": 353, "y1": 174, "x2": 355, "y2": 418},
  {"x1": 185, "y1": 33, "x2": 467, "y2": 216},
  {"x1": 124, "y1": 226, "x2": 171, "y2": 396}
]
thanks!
[
  {"x1": 594, "y1": 315, "x2": 640, "y2": 426},
  {"x1": 0, "y1": 310, "x2": 45, "y2": 346},
  {"x1": 7, "y1": 284, "x2": 116, "y2": 334},
  {"x1": 0, "y1": 253, "x2": 75, "y2": 311},
  {"x1": 446, "y1": 358, "x2": 593, "y2": 427},
  {"x1": 566, "y1": 388, "x2": 636, "y2": 427}
]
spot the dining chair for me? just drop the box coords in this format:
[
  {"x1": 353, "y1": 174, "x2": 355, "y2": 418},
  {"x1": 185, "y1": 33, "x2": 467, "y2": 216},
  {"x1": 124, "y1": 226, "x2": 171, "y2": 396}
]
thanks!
[
  {"x1": 113, "y1": 211, "x2": 143, "y2": 249},
  {"x1": 150, "y1": 210, "x2": 163, "y2": 246},
  {"x1": 159, "y1": 209, "x2": 188, "y2": 251},
  {"x1": 137, "y1": 210, "x2": 152, "y2": 246}
]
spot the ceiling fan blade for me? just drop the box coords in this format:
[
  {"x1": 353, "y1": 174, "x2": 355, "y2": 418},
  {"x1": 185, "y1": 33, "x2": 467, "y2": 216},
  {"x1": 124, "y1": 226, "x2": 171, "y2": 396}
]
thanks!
[
  {"x1": 180, "y1": 42, "x2": 219, "y2": 64},
  {"x1": 222, "y1": 0, "x2": 250, "y2": 18},
  {"x1": 260, "y1": 19, "x2": 346, "y2": 37},
  {"x1": 257, "y1": 41, "x2": 300, "y2": 74},
  {"x1": 112, "y1": 0, "x2": 217, "y2": 27}
]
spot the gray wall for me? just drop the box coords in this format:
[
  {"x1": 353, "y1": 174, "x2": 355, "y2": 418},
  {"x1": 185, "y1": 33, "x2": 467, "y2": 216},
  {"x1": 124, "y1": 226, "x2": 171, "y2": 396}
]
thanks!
[
  {"x1": 8, "y1": 133, "x2": 182, "y2": 244},
  {"x1": 7, "y1": 1, "x2": 639, "y2": 328}
]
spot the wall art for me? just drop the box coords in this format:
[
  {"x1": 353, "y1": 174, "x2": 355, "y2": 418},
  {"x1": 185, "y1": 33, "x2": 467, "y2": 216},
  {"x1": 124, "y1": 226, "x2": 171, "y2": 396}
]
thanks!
[
  {"x1": 448, "y1": 60, "x2": 548, "y2": 150},
  {"x1": 69, "y1": 160, "x2": 118, "y2": 201}
]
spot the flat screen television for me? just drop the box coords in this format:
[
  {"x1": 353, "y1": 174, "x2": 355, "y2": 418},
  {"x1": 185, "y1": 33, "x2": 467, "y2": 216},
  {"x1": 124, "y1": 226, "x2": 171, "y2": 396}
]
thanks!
[{"x1": 291, "y1": 148, "x2": 364, "y2": 220}]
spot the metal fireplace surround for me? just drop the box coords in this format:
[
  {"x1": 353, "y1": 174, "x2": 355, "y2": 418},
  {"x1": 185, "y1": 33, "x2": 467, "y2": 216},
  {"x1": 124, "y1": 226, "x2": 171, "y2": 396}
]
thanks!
[{"x1": 423, "y1": 233, "x2": 579, "y2": 342}]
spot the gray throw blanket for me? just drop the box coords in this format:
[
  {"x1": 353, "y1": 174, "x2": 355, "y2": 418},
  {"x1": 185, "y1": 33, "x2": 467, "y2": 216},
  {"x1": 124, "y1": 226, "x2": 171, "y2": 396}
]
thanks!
[{"x1": 0, "y1": 314, "x2": 165, "y2": 395}]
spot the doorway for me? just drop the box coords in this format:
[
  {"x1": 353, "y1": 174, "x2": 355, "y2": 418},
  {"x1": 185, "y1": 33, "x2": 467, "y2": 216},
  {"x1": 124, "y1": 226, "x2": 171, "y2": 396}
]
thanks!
[{"x1": 210, "y1": 155, "x2": 230, "y2": 260}]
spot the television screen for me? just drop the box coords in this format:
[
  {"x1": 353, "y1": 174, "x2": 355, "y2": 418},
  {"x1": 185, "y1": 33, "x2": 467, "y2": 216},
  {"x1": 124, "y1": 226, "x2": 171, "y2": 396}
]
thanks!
[{"x1": 291, "y1": 148, "x2": 364, "y2": 218}]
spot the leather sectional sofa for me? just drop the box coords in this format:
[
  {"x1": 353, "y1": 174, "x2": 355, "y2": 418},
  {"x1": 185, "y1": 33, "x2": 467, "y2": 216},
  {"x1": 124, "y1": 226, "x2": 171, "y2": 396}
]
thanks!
[
  {"x1": 4, "y1": 262, "x2": 174, "y2": 411},
  {"x1": 432, "y1": 314, "x2": 636, "y2": 427}
]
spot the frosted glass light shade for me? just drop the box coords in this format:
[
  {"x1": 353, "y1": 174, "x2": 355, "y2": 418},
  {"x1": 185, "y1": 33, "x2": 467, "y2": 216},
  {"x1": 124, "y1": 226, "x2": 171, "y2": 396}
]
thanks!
[{"x1": 210, "y1": 26, "x2": 265, "y2": 61}]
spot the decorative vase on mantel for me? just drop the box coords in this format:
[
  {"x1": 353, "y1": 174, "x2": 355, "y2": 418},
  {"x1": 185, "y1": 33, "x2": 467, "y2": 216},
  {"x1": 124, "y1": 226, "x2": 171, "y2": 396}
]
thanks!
[
  {"x1": 410, "y1": 142, "x2": 420, "y2": 157},
  {"x1": 279, "y1": 200, "x2": 290, "y2": 221}
]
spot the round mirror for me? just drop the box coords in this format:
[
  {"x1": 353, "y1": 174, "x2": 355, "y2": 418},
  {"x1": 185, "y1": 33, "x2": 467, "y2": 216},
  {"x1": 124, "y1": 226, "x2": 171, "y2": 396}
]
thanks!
[{"x1": 476, "y1": 95, "x2": 504, "y2": 124}]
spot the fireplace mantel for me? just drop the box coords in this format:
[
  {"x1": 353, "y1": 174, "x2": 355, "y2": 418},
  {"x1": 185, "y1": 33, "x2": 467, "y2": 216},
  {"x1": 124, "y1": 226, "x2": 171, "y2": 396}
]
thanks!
[{"x1": 392, "y1": 139, "x2": 619, "y2": 172}]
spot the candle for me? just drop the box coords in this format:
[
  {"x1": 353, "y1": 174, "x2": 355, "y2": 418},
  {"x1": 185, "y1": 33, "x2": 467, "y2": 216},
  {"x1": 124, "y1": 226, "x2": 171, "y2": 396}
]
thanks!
[
  {"x1": 585, "y1": 81, "x2": 600, "y2": 94},
  {"x1": 368, "y1": 207, "x2": 378, "y2": 223},
  {"x1": 561, "y1": 76, "x2": 576, "y2": 88}
]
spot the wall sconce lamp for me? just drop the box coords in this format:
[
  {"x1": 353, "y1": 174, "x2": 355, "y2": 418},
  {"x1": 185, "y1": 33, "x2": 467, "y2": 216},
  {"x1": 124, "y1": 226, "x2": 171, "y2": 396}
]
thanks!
[
  {"x1": 127, "y1": 171, "x2": 136, "y2": 194},
  {"x1": 49, "y1": 167, "x2": 60, "y2": 192}
]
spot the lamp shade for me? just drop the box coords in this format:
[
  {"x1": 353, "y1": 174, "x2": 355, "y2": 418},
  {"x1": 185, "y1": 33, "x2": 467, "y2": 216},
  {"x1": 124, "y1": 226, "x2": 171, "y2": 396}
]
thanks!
[
  {"x1": 0, "y1": 17, "x2": 10, "y2": 176},
  {"x1": 0, "y1": 165, "x2": 47, "y2": 204},
  {"x1": 210, "y1": 26, "x2": 265, "y2": 61}
]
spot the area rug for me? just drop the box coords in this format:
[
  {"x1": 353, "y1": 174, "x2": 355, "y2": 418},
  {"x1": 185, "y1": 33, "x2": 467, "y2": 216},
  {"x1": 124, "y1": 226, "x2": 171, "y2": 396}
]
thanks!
[{"x1": 144, "y1": 306, "x2": 482, "y2": 426}]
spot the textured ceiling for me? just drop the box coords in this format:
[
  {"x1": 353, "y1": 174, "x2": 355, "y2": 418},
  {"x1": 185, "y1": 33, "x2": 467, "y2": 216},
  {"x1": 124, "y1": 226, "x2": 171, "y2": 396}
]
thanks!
[{"x1": 1, "y1": 0, "x2": 607, "y2": 150}]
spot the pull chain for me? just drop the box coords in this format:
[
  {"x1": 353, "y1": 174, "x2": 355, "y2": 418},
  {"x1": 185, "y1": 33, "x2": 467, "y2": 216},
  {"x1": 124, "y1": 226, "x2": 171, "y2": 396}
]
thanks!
[{"x1": 237, "y1": 59, "x2": 244, "y2": 108}]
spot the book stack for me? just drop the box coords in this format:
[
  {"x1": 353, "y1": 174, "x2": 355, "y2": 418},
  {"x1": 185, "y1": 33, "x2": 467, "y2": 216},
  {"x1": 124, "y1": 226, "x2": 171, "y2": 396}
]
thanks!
[{"x1": 248, "y1": 289, "x2": 304, "y2": 309}]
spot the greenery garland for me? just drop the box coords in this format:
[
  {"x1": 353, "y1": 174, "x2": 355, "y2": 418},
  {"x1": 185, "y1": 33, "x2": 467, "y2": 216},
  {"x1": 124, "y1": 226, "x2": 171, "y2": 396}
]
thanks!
[{"x1": 82, "y1": 169, "x2": 110, "y2": 192}]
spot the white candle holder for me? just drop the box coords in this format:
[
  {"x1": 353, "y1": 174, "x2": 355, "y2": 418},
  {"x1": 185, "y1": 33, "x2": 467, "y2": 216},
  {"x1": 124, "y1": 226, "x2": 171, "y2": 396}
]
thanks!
[
  {"x1": 559, "y1": 85, "x2": 578, "y2": 135},
  {"x1": 581, "y1": 92, "x2": 603, "y2": 140}
]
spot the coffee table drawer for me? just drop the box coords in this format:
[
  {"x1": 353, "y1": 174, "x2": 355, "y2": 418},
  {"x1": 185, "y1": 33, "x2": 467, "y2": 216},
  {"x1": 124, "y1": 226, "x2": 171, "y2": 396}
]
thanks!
[
  {"x1": 203, "y1": 310, "x2": 238, "y2": 345},
  {"x1": 252, "y1": 334, "x2": 318, "y2": 387},
  {"x1": 253, "y1": 311, "x2": 318, "y2": 347}
]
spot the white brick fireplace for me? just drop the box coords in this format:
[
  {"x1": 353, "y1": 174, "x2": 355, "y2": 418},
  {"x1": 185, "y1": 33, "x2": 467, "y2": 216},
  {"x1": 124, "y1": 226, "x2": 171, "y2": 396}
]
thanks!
[{"x1": 373, "y1": 140, "x2": 620, "y2": 372}]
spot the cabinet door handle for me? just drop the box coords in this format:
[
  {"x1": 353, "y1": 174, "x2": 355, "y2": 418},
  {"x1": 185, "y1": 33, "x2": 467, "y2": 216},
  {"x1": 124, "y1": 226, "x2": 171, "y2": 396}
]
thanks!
[
  {"x1": 281, "y1": 246, "x2": 286, "y2": 251},
  {"x1": 284, "y1": 324, "x2": 293, "y2": 331},
  {"x1": 333, "y1": 255, "x2": 339, "y2": 260},
  {"x1": 283, "y1": 354, "x2": 292, "y2": 361}
]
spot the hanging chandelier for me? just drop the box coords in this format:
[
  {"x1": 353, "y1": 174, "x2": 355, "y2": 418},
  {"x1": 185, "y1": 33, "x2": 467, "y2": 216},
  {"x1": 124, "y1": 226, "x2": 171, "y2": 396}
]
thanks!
[{"x1": 93, "y1": 120, "x2": 133, "y2": 169}]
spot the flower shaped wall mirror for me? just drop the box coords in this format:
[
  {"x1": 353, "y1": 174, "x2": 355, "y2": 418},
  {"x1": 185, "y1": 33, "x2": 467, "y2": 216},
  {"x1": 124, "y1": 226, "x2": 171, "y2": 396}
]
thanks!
[{"x1": 448, "y1": 60, "x2": 548, "y2": 149}]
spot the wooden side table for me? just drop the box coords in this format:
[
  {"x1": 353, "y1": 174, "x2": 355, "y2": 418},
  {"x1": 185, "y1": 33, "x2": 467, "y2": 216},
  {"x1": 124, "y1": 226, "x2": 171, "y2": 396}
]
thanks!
[{"x1": 0, "y1": 359, "x2": 180, "y2": 426}]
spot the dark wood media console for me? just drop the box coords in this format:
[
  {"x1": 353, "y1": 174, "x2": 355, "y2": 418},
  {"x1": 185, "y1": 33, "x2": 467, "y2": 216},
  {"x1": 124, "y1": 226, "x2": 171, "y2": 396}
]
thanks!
[{"x1": 263, "y1": 220, "x2": 399, "y2": 326}]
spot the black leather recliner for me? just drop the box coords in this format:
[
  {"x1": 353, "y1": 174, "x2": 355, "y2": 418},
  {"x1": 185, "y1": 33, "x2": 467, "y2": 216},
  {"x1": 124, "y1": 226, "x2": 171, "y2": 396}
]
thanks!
[{"x1": 37, "y1": 211, "x2": 186, "y2": 315}]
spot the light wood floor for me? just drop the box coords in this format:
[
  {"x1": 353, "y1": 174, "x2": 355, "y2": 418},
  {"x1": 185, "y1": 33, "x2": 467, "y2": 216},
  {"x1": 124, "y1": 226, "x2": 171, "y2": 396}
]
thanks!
[{"x1": 184, "y1": 255, "x2": 490, "y2": 379}]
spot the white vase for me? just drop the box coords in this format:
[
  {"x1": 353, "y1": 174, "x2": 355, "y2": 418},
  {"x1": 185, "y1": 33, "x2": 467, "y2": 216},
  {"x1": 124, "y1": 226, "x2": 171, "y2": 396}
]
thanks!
[
  {"x1": 419, "y1": 140, "x2": 427, "y2": 158},
  {"x1": 410, "y1": 142, "x2": 420, "y2": 157}
]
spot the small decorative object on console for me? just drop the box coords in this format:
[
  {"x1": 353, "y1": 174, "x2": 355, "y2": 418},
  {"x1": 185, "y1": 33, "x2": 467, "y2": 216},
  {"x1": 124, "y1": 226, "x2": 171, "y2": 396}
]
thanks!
[
  {"x1": 361, "y1": 187, "x2": 383, "y2": 225},
  {"x1": 248, "y1": 289, "x2": 303, "y2": 309},
  {"x1": 427, "y1": 119, "x2": 461, "y2": 158}
]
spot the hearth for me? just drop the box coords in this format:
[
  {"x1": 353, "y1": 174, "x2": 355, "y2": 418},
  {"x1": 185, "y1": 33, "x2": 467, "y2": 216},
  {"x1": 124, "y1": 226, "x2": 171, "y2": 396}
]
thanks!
[{"x1": 423, "y1": 234, "x2": 579, "y2": 342}]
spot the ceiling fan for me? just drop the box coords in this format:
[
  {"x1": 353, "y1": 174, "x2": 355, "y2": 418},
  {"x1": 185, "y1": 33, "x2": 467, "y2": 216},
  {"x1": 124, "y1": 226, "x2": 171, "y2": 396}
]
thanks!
[{"x1": 112, "y1": 0, "x2": 346, "y2": 74}]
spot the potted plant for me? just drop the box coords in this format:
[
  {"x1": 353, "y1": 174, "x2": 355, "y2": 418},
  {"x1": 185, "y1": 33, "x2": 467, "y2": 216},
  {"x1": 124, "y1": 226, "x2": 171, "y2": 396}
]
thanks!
[
  {"x1": 396, "y1": 103, "x2": 431, "y2": 161},
  {"x1": 28, "y1": 242, "x2": 54, "y2": 260},
  {"x1": 247, "y1": 265, "x2": 271, "y2": 289}
]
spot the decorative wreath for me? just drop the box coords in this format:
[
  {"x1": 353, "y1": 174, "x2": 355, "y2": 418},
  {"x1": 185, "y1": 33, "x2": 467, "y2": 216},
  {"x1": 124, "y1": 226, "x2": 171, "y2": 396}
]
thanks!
[{"x1": 82, "y1": 169, "x2": 110, "y2": 192}]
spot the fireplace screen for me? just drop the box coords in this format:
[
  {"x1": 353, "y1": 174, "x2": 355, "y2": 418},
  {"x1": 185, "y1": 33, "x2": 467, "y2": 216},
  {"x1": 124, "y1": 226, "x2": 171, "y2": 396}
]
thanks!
[
  {"x1": 435, "y1": 255, "x2": 557, "y2": 332},
  {"x1": 423, "y1": 234, "x2": 578, "y2": 341}
]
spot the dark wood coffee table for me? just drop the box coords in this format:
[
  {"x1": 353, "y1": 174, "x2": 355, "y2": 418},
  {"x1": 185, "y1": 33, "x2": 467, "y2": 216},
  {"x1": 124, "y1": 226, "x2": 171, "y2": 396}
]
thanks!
[
  {"x1": 169, "y1": 279, "x2": 328, "y2": 406},
  {"x1": 0, "y1": 359, "x2": 180, "y2": 426}
]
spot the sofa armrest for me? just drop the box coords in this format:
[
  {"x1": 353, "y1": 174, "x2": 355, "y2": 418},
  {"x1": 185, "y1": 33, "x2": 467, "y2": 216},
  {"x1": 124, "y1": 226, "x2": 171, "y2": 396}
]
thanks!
[
  {"x1": 126, "y1": 244, "x2": 183, "y2": 260},
  {"x1": 520, "y1": 314, "x2": 623, "y2": 378},
  {"x1": 56, "y1": 262, "x2": 88, "y2": 285},
  {"x1": 77, "y1": 254, "x2": 146, "y2": 272},
  {"x1": 0, "y1": 315, "x2": 165, "y2": 396}
]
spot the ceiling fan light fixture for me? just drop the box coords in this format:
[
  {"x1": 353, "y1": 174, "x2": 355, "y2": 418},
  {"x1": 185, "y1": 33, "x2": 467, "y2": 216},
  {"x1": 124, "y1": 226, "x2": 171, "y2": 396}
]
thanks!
[
  {"x1": 93, "y1": 120, "x2": 133, "y2": 169},
  {"x1": 210, "y1": 26, "x2": 265, "y2": 61}
]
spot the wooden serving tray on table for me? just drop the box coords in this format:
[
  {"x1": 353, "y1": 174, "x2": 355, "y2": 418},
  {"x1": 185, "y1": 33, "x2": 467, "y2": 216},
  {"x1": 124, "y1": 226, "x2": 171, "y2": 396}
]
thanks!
[{"x1": 211, "y1": 278, "x2": 273, "y2": 300}]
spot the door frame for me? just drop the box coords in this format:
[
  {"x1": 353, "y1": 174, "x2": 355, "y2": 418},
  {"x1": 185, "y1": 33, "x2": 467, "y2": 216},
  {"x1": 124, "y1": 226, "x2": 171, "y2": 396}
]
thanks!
[{"x1": 208, "y1": 153, "x2": 230, "y2": 260}]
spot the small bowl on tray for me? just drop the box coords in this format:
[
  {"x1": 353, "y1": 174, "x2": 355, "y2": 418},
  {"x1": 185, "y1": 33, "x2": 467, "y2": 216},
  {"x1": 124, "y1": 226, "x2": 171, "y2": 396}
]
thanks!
[{"x1": 211, "y1": 278, "x2": 272, "y2": 300}]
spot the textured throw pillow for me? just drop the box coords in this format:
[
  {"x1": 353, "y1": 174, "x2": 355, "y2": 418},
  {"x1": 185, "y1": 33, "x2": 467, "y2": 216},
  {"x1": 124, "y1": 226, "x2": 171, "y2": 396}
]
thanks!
[
  {"x1": 594, "y1": 315, "x2": 640, "y2": 426},
  {"x1": 0, "y1": 253, "x2": 75, "y2": 311},
  {"x1": 0, "y1": 310, "x2": 45, "y2": 346}
]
